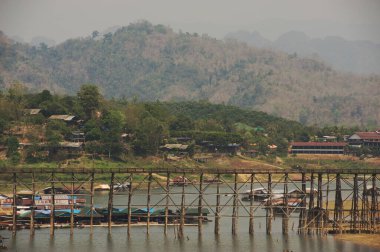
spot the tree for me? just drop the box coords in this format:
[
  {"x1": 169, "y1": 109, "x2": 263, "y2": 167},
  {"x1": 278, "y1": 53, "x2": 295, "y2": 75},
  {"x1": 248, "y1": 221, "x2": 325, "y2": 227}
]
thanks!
[
  {"x1": 6, "y1": 136, "x2": 19, "y2": 157},
  {"x1": 100, "y1": 110, "x2": 123, "y2": 158},
  {"x1": 170, "y1": 114, "x2": 194, "y2": 131},
  {"x1": 0, "y1": 118, "x2": 7, "y2": 134},
  {"x1": 92, "y1": 30, "x2": 99, "y2": 39},
  {"x1": 77, "y1": 85, "x2": 102, "y2": 119},
  {"x1": 133, "y1": 116, "x2": 166, "y2": 155}
]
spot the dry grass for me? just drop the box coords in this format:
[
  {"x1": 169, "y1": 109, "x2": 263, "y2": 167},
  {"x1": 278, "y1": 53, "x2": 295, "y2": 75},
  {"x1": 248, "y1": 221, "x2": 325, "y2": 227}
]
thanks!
[{"x1": 292, "y1": 154, "x2": 358, "y2": 161}]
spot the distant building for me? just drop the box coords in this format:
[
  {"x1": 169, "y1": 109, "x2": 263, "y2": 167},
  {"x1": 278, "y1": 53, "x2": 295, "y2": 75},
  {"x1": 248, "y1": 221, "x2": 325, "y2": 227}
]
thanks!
[
  {"x1": 348, "y1": 130, "x2": 380, "y2": 148},
  {"x1": 290, "y1": 142, "x2": 347, "y2": 154},
  {"x1": 49, "y1": 115, "x2": 76, "y2": 122},
  {"x1": 24, "y1": 109, "x2": 42, "y2": 115}
]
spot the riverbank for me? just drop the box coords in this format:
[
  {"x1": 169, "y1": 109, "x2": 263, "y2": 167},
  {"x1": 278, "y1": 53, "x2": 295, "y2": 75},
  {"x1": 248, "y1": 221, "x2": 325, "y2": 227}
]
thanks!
[{"x1": 334, "y1": 234, "x2": 380, "y2": 249}]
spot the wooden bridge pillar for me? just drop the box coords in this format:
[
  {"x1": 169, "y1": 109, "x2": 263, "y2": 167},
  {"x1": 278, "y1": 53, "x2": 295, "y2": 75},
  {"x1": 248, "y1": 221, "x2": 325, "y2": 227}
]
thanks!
[
  {"x1": 266, "y1": 173, "x2": 272, "y2": 235},
  {"x1": 107, "y1": 172, "x2": 115, "y2": 234},
  {"x1": 232, "y1": 173, "x2": 238, "y2": 235},
  {"x1": 316, "y1": 173, "x2": 323, "y2": 234},
  {"x1": 307, "y1": 172, "x2": 315, "y2": 234},
  {"x1": 361, "y1": 176, "x2": 368, "y2": 231},
  {"x1": 351, "y1": 174, "x2": 359, "y2": 232},
  {"x1": 30, "y1": 172, "x2": 35, "y2": 237},
  {"x1": 127, "y1": 174, "x2": 133, "y2": 237},
  {"x1": 90, "y1": 172, "x2": 95, "y2": 235},
  {"x1": 178, "y1": 172, "x2": 186, "y2": 238},
  {"x1": 164, "y1": 172, "x2": 170, "y2": 235},
  {"x1": 198, "y1": 173, "x2": 204, "y2": 235},
  {"x1": 147, "y1": 172, "x2": 152, "y2": 235},
  {"x1": 282, "y1": 173, "x2": 289, "y2": 235},
  {"x1": 12, "y1": 173, "x2": 17, "y2": 237},
  {"x1": 50, "y1": 172, "x2": 55, "y2": 237},
  {"x1": 70, "y1": 172, "x2": 75, "y2": 236},
  {"x1": 334, "y1": 174, "x2": 343, "y2": 234},
  {"x1": 371, "y1": 174, "x2": 377, "y2": 233},
  {"x1": 249, "y1": 173, "x2": 254, "y2": 235},
  {"x1": 298, "y1": 172, "x2": 306, "y2": 234},
  {"x1": 214, "y1": 174, "x2": 221, "y2": 235}
]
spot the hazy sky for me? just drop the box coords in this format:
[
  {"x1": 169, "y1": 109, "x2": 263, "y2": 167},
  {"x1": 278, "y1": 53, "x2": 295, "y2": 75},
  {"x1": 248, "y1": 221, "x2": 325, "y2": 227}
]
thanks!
[{"x1": 1, "y1": 0, "x2": 380, "y2": 43}]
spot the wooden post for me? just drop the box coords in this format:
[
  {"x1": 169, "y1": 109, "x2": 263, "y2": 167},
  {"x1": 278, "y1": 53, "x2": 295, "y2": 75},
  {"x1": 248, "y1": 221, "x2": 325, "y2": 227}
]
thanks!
[
  {"x1": 30, "y1": 172, "x2": 35, "y2": 237},
  {"x1": 232, "y1": 173, "x2": 238, "y2": 235},
  {"x1": 334, "y1": 173, "x2": 343, "y2": 234},
  {"x1": 178, "y1": 172, "x2": 186, "y2": 238},
  {"x1": 50, "y1": 172, "x2": 55, "y2": 237},
  {"x1": 249, "y1": 173, "x2": 254, "y2": 235},
  {"x1": 317, "y1": 173, "x2": 323, "y2": 234},
  {"x1": 361, "y1": 175, "x2": 368, "y2": 232},
  {"x1": 325, "y1": 173, "x2": 330, "y2": 211},
  {"x1": 298, "y1": 172, "x2": 306, "y2": 234},
  {"x1": 90, "y1": 172, "x2": 95, "y2": 234},
  {"x1": 214, "y1": 174, "x2": 220, "y2": 235},
  {"x1": 12, "y1": 173, "x2": 17, "y2": 237},
  {"x1": 198, "y1": 173, "x2": 203, "y2": 235},
  {"x1": 108, "y1": 172, "x2": 115, "y2": 234},
  {"x1": 127, "y1": 174, "x2": 133, "y2": 237},
  {"x1": 307, "y1": 172, "x2": 315, "y2": 235},
  {"x1": 371, "y1": 174, "x2": 376, "y2": 233},
  {"x1": 266, "y1": 173, "x2": 272, "y2": 235},
  {"x1": 282, "y1": 173, "x2": 289, "y2": 235},
  {"x1": 352, "y1": 174, "x2": 358, "y2": 232},
  {"x1": 164, "y1": 172, "x2": 170, "y2": 235},
  {"x1": 70, "y1": 172, "x2": 75, "y2": 236},
  {"x1": 146, "y1": 172, "x2": 152, "y2": 235}
]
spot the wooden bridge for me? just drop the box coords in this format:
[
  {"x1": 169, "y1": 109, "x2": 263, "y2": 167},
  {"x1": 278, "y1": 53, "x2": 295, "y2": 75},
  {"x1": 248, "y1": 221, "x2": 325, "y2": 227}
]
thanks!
[{"x1": 1, "y1": 167, "x2": 379, "y2": 237}]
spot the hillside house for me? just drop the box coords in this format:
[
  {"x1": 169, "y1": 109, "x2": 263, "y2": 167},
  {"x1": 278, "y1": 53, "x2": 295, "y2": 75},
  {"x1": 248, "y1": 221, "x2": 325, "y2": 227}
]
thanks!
[
  {"x1": 199, "y1": 141, "x2": 241, "y2": 155},
  {"x1": 23, "y1": 109, "x2": 42, "y2": 115},
  {"x1": 160, "y1": 144, "x2": 189, "y2": 157},
  {"x1": 290, "y1": 142, "x2": 347, "y2": 154},
  {"x1": 49, "y1": 115, "x2": 77, "y2": 123}
]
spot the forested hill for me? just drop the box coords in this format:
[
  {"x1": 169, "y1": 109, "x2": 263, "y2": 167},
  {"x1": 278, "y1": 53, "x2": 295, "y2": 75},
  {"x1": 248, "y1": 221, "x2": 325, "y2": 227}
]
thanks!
[{"x1": 0, "y1": 21, "x2": 379, "y2": 127}]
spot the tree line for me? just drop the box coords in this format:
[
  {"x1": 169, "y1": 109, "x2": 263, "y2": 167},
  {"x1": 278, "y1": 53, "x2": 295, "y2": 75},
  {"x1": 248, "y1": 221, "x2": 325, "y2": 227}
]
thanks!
[{"x1": 0, "y1": 84, "x2": 366, "y2": 165}]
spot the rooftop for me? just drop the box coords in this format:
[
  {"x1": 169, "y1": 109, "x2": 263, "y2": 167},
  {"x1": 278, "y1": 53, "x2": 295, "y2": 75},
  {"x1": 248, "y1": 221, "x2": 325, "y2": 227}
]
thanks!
[{"x1": 291, "y1": 142, "x2": 347, "y2": 147}]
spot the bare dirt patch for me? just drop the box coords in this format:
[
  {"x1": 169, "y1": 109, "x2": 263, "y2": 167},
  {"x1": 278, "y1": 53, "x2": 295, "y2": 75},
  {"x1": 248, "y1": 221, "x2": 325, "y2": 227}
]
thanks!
[{"x1": 334, "y1": 234, "x2": 380, "y2": 249}]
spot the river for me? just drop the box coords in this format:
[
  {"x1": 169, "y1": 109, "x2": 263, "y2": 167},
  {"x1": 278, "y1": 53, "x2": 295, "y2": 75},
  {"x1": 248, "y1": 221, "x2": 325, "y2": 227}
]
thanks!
[{"x1": 0, "y1": 182, "x2": 378, "y2": 251}]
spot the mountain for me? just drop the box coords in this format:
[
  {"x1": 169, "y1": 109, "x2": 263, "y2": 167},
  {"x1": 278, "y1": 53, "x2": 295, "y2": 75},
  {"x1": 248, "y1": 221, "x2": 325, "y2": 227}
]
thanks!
[
  {"x1": 226, "y1": 30, "x2": 380, "y2": 75},
  {"x1": 0, "y1": 22, "x2": 379, "y2": 127}
]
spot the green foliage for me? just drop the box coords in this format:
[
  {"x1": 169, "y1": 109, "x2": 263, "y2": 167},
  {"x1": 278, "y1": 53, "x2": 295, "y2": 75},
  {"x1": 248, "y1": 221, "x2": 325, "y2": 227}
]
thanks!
[
  {"x1": 0, "y1": 118, "x2": 7, "y2": 134},
  {"x1": 77, "y1": 84, "x2": 102, "y2": 119},
  {"x1": 6, "y1": 136, "x2": 19, "y2": 157}
]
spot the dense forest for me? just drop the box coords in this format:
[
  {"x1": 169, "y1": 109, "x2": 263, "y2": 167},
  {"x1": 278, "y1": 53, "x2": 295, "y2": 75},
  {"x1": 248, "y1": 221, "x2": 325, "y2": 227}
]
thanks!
[
  {"x1": 0, "y1": 21, "x2": 379, "y2": 127},
  {"x1": 0, "y1": 84, "x2": 362, "y2": 165}
]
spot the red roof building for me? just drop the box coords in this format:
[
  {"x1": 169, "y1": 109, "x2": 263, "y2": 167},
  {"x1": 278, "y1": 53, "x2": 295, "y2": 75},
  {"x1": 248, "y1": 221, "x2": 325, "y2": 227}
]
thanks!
[
  {"x1": 290, "y1": 142, "x2": 347, "y2": 154},
  {"x1": 348, "y1": 131, "x2": 380, "y2": 147}
]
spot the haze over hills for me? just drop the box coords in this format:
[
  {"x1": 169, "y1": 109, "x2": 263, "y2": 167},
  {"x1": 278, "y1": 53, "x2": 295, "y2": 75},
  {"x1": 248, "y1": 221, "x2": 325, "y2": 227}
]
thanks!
[
  {"x1": 226, "y1": 30, "x2": 380, "y2": 75},
  {"x1": 0, "y1": 21, "x2": 379, "y2": 127}
]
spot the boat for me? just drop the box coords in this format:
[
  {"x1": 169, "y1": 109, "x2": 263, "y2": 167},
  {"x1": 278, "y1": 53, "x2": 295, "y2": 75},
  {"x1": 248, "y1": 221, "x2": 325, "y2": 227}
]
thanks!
[
  {"x1": 170, "y1": 176, "x2": 190, "y2": 186},
  {"x1": 94, "y1": 184, "x2": 110, "y2": 191},
  {"x1": 241, "y1": 188, "x2": 284, "y2": 201}
]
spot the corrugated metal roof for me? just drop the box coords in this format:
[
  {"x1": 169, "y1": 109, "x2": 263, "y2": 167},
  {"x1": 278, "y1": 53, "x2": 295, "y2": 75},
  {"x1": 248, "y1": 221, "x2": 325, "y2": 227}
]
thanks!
[
  {"x1": 352, "y1": 132, "x2": 380, "y2": 140},
  {"x1": 49, "y1": 115, "x2": 76, "y2": 121},
  {"x1": 161, "y1": 144, "x2": 188, "y2": 150}
]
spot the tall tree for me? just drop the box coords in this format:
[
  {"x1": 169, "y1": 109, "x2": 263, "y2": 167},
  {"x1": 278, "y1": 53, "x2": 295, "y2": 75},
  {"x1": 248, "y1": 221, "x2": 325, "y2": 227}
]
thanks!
[{"x1": 77, "y1": 84, "x2": 102, "y2": 120}]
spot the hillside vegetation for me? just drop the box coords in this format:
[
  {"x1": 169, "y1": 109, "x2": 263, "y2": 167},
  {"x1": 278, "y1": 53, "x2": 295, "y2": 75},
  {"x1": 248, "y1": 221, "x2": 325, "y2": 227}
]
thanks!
[{"x1": 0, "y1": 21, "x2": 379, "y2": 127}]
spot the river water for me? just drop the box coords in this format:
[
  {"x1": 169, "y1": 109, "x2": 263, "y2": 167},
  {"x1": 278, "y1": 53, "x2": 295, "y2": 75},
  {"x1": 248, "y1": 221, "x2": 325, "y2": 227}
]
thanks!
[{"x1": 1, "y1": 182, "x2": 378, "y2": 252}]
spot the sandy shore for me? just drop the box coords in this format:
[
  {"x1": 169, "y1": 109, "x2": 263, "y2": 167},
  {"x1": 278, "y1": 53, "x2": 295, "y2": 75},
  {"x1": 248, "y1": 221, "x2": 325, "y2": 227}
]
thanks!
[{"x1": 334, "y1": 234, "x2": 380, "y2": 249}]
